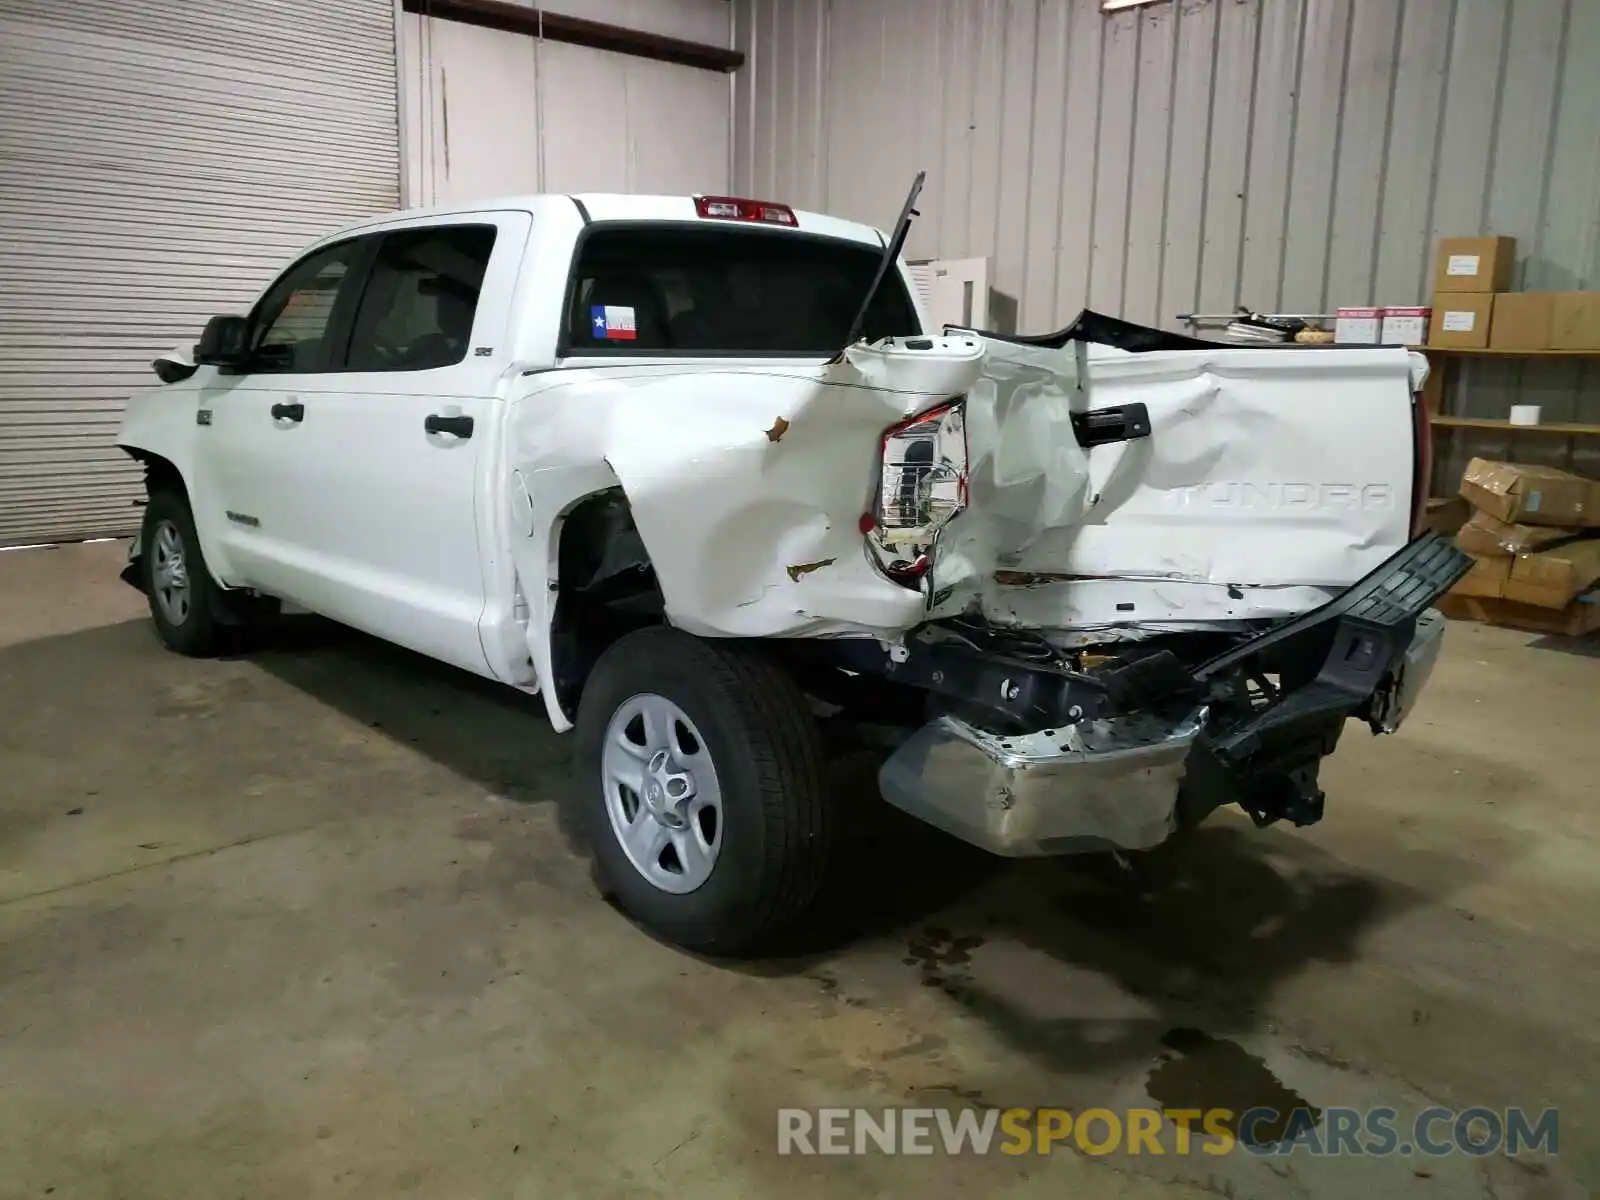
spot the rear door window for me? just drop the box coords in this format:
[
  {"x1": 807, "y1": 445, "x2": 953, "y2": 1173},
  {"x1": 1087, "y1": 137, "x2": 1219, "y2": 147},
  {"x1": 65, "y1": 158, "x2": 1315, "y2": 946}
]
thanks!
[
  {"x1": 344, "y1": 225, "x2": 498, "y2": 372},
  {"x1": 564, "y1": 225, "x2": 918, "y2": 355}
]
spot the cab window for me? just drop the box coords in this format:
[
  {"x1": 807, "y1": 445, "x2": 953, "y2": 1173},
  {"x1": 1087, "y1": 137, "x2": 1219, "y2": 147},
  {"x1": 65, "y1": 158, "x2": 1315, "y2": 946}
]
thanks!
[
  {"x1": 248, "y1": 238, "x2": 369, "y2": 374},
  {"x1": 563, "y1": 225, "x2": 917, "y2": 355},
  {"x1": 344, "y1": 225, "x2": 498, "y2": 372}
]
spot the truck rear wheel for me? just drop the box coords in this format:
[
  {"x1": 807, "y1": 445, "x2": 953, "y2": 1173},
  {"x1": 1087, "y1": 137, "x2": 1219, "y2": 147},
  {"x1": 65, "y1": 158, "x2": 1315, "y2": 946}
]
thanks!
[{"x1": 574, "y1": 627, "x2": 832, "y2": 954}]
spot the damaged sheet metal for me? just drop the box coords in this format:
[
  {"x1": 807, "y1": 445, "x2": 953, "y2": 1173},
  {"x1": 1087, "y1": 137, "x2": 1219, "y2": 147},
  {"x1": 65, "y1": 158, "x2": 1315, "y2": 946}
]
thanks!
[
  {"x1": 502, "y1": 355, "x2": 969, "y2": 665},
  {"x1": 503, "y1": 329, "x2": 1420, "y2": 729},
  {"x1": 785, "y1": 558, "x2": 836, "y2": 582},
  {"x1": 923, "y1": 336, "x2": 1421, "y2": 629}
]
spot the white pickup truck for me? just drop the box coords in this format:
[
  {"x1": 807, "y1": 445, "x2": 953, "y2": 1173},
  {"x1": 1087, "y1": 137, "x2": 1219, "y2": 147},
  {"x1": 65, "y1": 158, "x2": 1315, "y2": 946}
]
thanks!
[{"x1": 117, "y1": 184, "x2": 1468, "y2": 952}]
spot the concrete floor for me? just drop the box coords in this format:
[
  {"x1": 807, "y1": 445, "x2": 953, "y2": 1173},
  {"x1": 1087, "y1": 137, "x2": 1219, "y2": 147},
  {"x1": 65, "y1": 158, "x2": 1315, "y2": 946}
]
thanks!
[{"x1": 1, "y1": 541, "x2": 1596, "y2": 1200}]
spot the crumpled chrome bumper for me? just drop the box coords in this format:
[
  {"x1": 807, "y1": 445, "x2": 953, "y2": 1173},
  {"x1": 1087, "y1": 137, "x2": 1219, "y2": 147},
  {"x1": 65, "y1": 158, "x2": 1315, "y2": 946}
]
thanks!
[
  {"x1": 877, "y1": 608, "x2": 1448, "y2": 857},
  {"x1": 878, "y1": 706, "x2": 1208, "y2": 857}
]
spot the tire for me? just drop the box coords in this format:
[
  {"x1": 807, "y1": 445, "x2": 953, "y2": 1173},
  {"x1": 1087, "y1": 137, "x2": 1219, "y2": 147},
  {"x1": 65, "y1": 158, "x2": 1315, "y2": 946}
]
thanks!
[
  {"x1": 574, "y1": 626, "x2": 832, "y2": 954},
  {"x1": 141, "y1": 489, "x2": 228, "y2": 656}
]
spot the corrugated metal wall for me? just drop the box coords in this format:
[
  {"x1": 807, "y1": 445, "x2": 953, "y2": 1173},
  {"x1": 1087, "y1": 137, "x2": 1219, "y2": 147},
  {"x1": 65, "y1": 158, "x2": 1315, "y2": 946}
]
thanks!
[
  {"x1": 733, "y1": 0, "x2": 1600, "y2": 484},
  {"x1": 0, "y1": 0, "x2": 398, "y2": 546}
]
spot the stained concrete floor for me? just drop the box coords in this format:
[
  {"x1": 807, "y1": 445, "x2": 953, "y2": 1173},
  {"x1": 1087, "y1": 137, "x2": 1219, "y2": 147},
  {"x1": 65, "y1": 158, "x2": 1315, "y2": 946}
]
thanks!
[{"x1": 0, "y1": 540, "x2": 1596, "y2": 1199}]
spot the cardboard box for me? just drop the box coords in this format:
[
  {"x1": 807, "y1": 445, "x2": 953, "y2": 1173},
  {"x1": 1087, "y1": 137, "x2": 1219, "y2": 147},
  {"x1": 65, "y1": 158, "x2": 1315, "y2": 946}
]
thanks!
[
  {"x1": 1428, "y1": 293, "x2": 1493, "y2": 348},
  {"x1": 1459, "y1": 457, "x2": 1600, "y2": 527},
  {"x1": 1433, "y1": 236, "x2": 1516, "y2": 294},
  {"x1": 1335, "y1": 307, "x2": 1381, "y2": 344},
  {"x1": 1450, "y1": 551, "x2": 1511, "y2": 599},
  {"x1": 1380, "y1": 306, "x2": 1430, "y2": 345},
  {"x1": 1439, "y1": 591, "x2": 1600, "y2": 637},
  {"x1": 1504, "y1": 539, "x2": 1600, "y2": 609},
  {"x1": 1424, "y1": 496, "x2": 1470, "y2": 537},
  {"x1": 1455, "y1": 508, "x2": 1576, "y2": 557},
  {"x1": 1552, "y1": 292, "x2": 1600, "y2": 350},
  {"x1": 1489, "y1": 292, "x2": 1555, "y2": 350}
]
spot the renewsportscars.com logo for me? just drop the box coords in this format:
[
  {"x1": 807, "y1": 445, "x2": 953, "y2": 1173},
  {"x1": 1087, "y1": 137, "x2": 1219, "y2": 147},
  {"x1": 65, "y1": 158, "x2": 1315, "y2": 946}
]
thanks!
[{"x1": 777, "y1": 1106, "x2": 1559, "y2": 1158}]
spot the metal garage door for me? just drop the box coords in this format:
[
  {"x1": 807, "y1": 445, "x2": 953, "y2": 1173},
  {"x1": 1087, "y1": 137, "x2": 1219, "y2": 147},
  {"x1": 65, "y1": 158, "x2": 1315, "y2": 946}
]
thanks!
[{"x1": 0, "y1": 0, "x2": 399, "y2": 547}]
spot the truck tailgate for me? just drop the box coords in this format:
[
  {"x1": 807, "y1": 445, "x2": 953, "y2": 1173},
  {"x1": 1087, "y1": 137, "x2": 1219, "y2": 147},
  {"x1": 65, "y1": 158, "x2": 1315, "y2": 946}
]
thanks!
[{"x1": 924, "y1": 338, "x2": 1425, "y2": 631}]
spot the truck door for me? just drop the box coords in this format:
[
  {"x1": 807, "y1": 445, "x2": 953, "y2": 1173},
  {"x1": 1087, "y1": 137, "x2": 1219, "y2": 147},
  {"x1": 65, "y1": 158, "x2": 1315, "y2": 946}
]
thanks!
[
  {"x1": 198, "y1": 233, "x2": 379, "y2": 593},
  {"x1": 253, "y1": 213, "x2": 530, "y2": 678}
]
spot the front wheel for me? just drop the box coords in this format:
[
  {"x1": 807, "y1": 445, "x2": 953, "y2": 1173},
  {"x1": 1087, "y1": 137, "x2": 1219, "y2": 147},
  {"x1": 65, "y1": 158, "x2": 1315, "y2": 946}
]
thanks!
[
  {"x1": 141, "y1": 489, "x2": 227, "y2": 656},
  {"x1": 574, "y1": 627, "x2": 832, "y2": 954}
]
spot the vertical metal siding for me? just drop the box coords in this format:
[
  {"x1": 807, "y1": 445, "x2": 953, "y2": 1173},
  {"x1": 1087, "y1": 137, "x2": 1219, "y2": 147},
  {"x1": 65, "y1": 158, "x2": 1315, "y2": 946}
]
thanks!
[
  {"x1": 0, "y1": 0, "x2": 399, "y2": 547},
  {"x1": 400, "y1": 14, "x2": 731, "y2": 206},
  {"x1": 733, "y1": 0, "x2": 1600, "y2": 482}
]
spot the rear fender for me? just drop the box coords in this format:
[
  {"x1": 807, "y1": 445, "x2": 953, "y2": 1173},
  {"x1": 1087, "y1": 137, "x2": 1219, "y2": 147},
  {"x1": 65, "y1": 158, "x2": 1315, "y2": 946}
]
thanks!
[{"x1": 503, "y1": 354, "x2": 989, "y2": 727}]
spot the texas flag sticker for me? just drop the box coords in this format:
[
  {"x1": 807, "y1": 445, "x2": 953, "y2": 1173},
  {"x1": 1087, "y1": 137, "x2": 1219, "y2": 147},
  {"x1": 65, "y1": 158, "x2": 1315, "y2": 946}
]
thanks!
[{"x1": 590, "y1": 304, "x2": 637, "y2": 341}]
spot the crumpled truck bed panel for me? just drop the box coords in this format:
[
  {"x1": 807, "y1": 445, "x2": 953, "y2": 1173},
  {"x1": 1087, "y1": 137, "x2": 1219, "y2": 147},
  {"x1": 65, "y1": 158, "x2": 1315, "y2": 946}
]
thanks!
[
  {"x1": 505, "y1": 357, "x2": 970, "y2": 644},
  {"x1": 504, "y1": 335, "x2": 1420, "y2": 681}
]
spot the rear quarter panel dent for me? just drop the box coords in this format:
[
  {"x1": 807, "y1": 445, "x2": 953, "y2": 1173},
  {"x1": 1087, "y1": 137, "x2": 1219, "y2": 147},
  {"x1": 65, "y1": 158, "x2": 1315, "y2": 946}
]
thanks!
[{"x1": 505, "y1": 366, "x2": 935, "y2": 654}]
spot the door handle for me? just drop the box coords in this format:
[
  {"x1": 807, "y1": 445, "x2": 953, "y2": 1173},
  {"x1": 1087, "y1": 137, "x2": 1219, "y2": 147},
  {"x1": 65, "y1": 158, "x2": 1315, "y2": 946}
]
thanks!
[
  {"x1": 1071, "y1": 402, "x2": 1151, "y2": 448},
  {"x1": 425, "y1": 413, "x2": 474, "y2": 438},
  {"x1": 270, "y1": 401, "x2": 305, "y2": 423}
]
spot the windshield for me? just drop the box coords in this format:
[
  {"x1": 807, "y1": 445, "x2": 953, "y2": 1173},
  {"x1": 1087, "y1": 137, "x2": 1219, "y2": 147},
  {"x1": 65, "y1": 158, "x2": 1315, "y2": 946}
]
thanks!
[{"x1": 564, "y1": 224, "x2": 919, "y2": 355}]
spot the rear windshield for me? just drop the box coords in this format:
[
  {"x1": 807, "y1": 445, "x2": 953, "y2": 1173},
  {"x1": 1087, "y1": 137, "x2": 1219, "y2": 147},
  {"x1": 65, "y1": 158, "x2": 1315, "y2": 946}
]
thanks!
[{"x1": 564, "y1": 224, "x2": 919, "y2": 355}]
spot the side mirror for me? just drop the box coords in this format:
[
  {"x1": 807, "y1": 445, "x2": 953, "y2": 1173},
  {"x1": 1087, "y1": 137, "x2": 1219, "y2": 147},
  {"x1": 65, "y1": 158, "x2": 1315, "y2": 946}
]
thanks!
[
  {"x1": 151, "y1": 344, "x2": 197, "y2": 384},
  {"x1": 193, "y1": 315, "x2": 249, "y2": 368}
]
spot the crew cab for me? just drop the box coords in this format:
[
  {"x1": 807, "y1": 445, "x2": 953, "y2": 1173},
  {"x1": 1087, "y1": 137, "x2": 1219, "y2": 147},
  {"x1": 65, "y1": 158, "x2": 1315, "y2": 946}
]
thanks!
[{"x1": 117, "y1": 188, "x2": 1470, "y2": 953}]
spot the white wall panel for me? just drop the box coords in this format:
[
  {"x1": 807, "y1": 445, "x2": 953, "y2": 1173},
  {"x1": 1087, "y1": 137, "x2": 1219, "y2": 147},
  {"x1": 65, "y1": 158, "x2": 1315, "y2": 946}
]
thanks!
[
  {"x1": 1122, "y1": 2, "x2": 1176, "y2": 328},
  {"x1": 1279, "y1": 0, "x2": 1349, "y2": 313},
  {"x1": 1371, "y1": 0, "x2": 1451, "y2": 307},
  {"x1": 1052, "y1": 0, "x2": 1104, "y2": 323},
  {"x1": 402, "y1": 11, "x2": 730, "y2": 208},
  {"x1": 1324, "y1": 0, "x2": 1403, "y2": 313},
  {"x1": 1196, "y1": 0, "x2": 1258, "y2": 320},
  {"x1": 1018, "y1": 0, "x2": 1072, "y2": 324},
  {"x1": 733, "y1": 0, "x2": 1600, "y2": 482},
  {"x1": 1089, "y1": 9, "x2": 1138, "y2": 316},
  {"x1": 1237, "y1": 0, "x2": 1301, "y2": 313},
  {"x1": 1159, "y1": 0, "x2": 1218, "y2": 323}
]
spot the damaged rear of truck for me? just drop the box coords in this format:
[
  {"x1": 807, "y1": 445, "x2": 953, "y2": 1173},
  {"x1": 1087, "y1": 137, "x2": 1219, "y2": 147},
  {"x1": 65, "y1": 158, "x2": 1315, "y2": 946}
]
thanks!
[{"x1": 509, "y1": 185, "x2": 1470, "y2": 954}]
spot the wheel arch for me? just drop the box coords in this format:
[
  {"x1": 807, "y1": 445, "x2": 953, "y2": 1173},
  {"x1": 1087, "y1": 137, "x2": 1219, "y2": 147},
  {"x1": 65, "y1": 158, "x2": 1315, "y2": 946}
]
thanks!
[
  {"x1": 123, "y1": 445, "x2": 189, "y2": 505},
  {"x1": 541, "y1": 483, "x2": 666, "y2": 729},
  {"x1": 120, "y1": 442, "x2": 242, "y2": 603}
]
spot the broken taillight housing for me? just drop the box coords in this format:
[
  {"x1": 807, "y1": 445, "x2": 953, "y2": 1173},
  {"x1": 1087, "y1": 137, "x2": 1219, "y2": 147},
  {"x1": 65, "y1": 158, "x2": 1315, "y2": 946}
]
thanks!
[{"x1": 863, "y1": 399, "x2": 969, "y2": 586}]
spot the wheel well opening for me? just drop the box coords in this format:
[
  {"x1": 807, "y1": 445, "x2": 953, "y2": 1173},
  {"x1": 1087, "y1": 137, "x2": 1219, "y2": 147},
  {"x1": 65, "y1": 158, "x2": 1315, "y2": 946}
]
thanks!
[
  {"x1": 550, "y1": 489, "x2": 665, "y2": 721},
  {"x1": 128, "y1": 450, "x2": 187, "y2": 504}
]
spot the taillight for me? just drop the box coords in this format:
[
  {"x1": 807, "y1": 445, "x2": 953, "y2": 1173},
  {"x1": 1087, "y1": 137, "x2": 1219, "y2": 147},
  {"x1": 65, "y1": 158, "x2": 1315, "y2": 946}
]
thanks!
[
  {"x1": 863, "y1": 399, "x2": 969, "y2": 586},
  {"x1": 693, "y1": 195, "x2": 798, "y2": 227},
  {"x1": 1410, "y1": 387, "x2": 1434, "y2": 537}
]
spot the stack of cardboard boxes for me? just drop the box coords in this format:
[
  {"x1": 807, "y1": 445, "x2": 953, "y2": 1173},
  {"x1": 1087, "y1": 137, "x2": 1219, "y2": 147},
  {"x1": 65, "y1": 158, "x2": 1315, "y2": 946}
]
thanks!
[
  {"x1": 1428, "y1": 235, "x2": 1600, "y2": 350},
  {"x1": 1443, "y1": 458, "x2": 1600, "y2": 635}
]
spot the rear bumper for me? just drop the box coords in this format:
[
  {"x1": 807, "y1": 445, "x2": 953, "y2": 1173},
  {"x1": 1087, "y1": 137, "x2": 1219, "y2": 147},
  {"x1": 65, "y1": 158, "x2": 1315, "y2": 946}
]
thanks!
[
  {"x1": 879, "y1": 706, "x2": 1207, "y2": 856},
  {"x1": 1368, "y1": 607, "x2": 1446, "y2": 734},
  {"x1": 878, "y1": 603, "x2": 1453, "y2": 857}
]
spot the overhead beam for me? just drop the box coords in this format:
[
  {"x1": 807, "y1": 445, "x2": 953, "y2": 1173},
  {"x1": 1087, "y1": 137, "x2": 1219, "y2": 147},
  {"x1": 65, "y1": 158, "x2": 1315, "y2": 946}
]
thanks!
[{"x1": 400, "y1": 0, "x2": 744, "y2": 73}]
